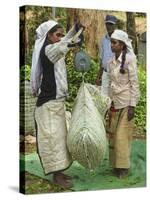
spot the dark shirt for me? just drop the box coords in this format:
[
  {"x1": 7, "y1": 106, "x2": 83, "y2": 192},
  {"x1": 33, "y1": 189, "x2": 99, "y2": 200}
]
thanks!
[{"x1": 36, "y1": 39, "x2": 57, "y2": 107}]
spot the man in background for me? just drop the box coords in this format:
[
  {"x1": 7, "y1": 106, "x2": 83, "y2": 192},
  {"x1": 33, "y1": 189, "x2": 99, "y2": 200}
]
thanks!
[{"x1": 96, "y1": 14, "x2": 117, "y2": 96}]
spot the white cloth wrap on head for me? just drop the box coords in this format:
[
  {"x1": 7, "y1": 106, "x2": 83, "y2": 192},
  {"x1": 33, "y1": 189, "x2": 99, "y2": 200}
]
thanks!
[
  {"x1": 30, "y1": 20, "x2": 78, "y2": 96},
  {"x1": 111, "y1": 29, "x2": 135, "y2": 56},
  {"x1": 30, "y1": 20, "x2": 58, "y2": 95}
]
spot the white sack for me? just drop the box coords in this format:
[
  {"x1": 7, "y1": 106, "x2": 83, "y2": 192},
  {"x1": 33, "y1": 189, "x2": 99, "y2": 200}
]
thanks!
[{"x1": 67, "y1": 82, "x2": 110, "y2": 170}]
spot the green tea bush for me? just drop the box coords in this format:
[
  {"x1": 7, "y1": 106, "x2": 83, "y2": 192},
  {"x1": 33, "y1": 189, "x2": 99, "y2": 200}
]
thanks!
[
  {"x1": 20, "y1": 51, "x2": 146, "y2": 134},
  {"x1": 135, "y1": 66, "x2": 146, "y2": 134},
  {"x1": 66, "y1": 52, "x2": 146, "y2": 134},
  {"x1": 20, "y1": 65, "x2": 31, "y2": 82},
  {"x1": 66, "y1": 50, "x2": 99, "y2": 111}
]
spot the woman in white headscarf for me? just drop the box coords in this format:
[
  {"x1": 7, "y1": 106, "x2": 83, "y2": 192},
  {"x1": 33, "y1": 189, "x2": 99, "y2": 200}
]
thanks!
[
  {"x1": 31, "y1": 20, "x2": 84, "y2": 188},
  {"x1": 106, "y1": 30, "x2": 140, "y2": 178}
]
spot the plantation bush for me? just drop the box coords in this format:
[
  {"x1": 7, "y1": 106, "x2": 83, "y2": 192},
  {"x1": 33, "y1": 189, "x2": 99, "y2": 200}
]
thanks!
[
  {"x1": 20, "y1": 65, "x2": 31, "y2": 81},
  {"x1": 66, "y1": 52, "x2": 146, "y2": 134},
  {"x1": 134, "y1": 66, "x2": 146, "y2": 133},
  {"x1": 21, "y1": 53, "x2": 146, "y2": 134},
  {"x1": 66, "y1": 50, "x2": 99, "y2": 111}
]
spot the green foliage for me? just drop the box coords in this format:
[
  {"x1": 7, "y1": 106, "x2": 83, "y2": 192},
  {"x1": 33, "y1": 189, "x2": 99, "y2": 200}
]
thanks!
[
  {"x1": 116, "y1": 18, "x2": 126, "y2": 29},
  {"x1": 21, "y1": 5, "x2": 146, "y2": 133},
  {"x1": 135, "y1": 12, "x2": 146, "y2": 18},
  {"x1": 66, "y1": 50, "x2": 99, "y2": 111},
  {"x1": 135, "y1": 66, "x2": 146, "y2": 133},
  {"x1": 66, "y1": 53, "x2": 146, "y2": 134},
  {"x1": 20, "y1": 65, "x2": 31, "y2": 81},
  {"x1": 55, "y1": 8, "x2": 67, "y2": 28},
  {"x1": 20, "y1": 55, "x2": 146, "y2": 134}
]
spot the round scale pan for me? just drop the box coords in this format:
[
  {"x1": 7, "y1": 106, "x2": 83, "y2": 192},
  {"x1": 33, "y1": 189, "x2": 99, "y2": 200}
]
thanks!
[{"x1": 74, "y1": 50, "x2": 91, "y2": 72}]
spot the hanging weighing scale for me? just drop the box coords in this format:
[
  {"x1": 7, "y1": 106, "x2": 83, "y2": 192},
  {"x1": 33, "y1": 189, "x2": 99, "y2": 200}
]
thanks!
[{"x1": 70, "y1": 27, "x2": 91, "y2": 73}]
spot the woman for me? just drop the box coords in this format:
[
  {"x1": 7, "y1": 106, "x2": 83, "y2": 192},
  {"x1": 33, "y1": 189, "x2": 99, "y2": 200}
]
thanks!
[
  {"x1": 106, "y1": 30, "x2": 140, "y2": 178},
  {"x1": 30, "y1": 20, "x2": 84, "y2": 188}
]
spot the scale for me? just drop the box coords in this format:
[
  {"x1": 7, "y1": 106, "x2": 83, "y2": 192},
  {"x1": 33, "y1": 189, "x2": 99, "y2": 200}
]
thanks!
[{"x1": 70, "y1": 27, "x2": 91, "y2": 73}]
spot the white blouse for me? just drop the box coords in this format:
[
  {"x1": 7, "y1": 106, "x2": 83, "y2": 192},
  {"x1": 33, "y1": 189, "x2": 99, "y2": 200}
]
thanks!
[{"x1": 107, "y1": 52, "x2": 140, "y2": 109}]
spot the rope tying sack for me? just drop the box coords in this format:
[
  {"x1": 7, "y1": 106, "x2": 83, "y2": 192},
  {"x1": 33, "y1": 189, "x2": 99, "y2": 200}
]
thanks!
[{"x1": 67, "y1": 82, "x2": 110, "y2": 170}]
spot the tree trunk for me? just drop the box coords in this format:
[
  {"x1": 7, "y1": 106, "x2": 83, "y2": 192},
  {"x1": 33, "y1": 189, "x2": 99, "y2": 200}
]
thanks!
[
  {"x1": 67, "y1": 8, "x2": 106, "y2": 59},
  {"x1": 20, "y1": 7, "x2": 29, "y2": 67},
  {"x1": 126, "y1": 12, "x2": 138, "y2": 54}
]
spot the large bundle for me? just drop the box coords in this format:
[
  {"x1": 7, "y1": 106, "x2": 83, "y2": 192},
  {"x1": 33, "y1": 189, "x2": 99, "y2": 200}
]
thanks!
[
  {"x1": 85, "y1": 83, "x2": 111, "y2": 117},
  {"x1": 67, "y1": 82, "x2": 110, "y2": 170}
]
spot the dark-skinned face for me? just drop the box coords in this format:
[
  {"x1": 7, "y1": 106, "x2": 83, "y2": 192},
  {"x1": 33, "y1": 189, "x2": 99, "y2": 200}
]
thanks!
[
  {"x1": 47, "y1": 28, "x2": 64, "y2": 43},
  {"x1": 106, "y1": 23, "x2": 116, "y2": 37},
  {"x1": 110, "y1": 39, "x2": 124, "y2": 54}
]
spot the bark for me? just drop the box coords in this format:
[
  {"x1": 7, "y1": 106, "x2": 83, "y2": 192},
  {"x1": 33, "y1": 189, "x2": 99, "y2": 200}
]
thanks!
[
  {"x1": 126, "y1": 12, "x2": 138, "y2": 54},
  {"x1": 67, "y1": 8, "x2": 106, "y2": 59},
  {"x1": 20, "y1": 7, "x2": 29, "y2": 66}
]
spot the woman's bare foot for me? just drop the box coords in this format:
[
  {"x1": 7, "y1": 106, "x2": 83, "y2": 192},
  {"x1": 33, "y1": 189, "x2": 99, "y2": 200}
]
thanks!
[{"x1": 53, "y1": 172, "x2": 73, "y2": 188}]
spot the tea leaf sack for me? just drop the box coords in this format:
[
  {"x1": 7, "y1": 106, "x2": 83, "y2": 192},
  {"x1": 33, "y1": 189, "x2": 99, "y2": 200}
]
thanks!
[{"x1": 67, "y1": 82, "x2": 111, "y2": 170}]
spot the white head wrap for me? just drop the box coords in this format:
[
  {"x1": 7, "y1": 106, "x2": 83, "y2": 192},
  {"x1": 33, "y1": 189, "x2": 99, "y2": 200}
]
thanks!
[
  {"x1": 111, "y1": 29, "x2": 135, "y2": 55},
  {"x1": 30, "y1": 20, "x2": 58, "y2": 95}
]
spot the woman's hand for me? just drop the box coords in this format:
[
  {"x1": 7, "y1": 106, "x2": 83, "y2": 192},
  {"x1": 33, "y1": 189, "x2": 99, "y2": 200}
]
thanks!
[
  {"x1": 75, "y1": 22, "x2": 85, "y2": 32},
  {"x1": 95, "y1": 77, "x2": 102, "y2": 86},
  {"x1": 127, "y1": 106, "x2": 135, "y2": 121}
]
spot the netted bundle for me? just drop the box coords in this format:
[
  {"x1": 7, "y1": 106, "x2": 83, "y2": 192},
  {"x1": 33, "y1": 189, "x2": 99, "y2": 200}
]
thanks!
[
  {"x1": 67, "y1": 82, "x2": 110, "y2": 170},
  {"x1": 85, "y1": 83, "x2": 111, "y2": 117}
]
